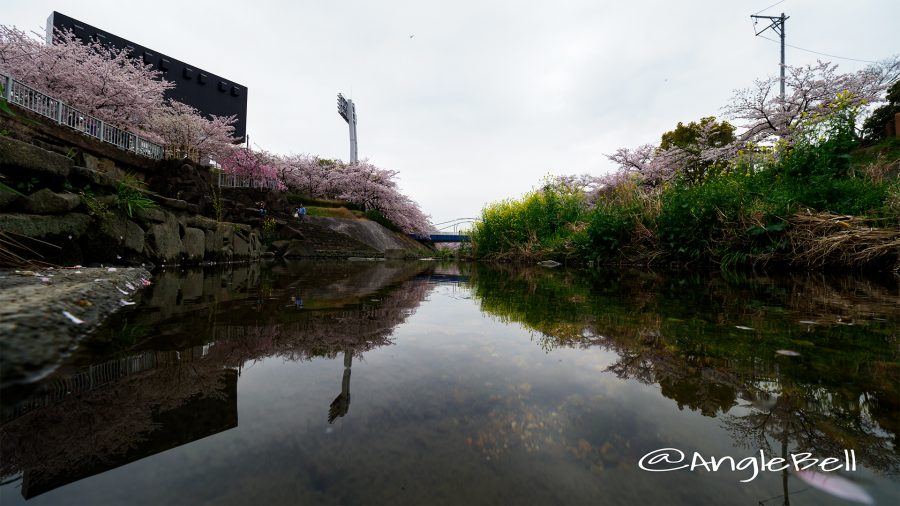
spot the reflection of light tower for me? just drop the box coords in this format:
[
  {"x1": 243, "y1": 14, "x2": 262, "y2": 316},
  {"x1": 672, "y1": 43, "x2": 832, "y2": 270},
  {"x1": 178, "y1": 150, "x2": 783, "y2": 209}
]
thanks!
[
  {"x1": 336, "y1": 93, "x2": 358, "y2": 164},
  {"x1": 328, "y1": 351, "x2": 352, "y2": 423}
]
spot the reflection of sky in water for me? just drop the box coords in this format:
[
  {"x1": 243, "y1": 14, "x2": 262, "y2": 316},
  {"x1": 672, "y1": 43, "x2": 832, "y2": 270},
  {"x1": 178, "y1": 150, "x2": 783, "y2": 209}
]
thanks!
[{"x1": 2, "y1": 279, "x2": 897, "y2": 505}]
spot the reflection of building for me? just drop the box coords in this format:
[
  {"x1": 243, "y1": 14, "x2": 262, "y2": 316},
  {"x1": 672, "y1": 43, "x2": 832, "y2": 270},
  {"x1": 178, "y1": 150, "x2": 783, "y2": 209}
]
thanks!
[
  {"x1": 46, "y1": 11, "x2": 249, "y2": 140},
  {"x1": 17, "y1": 369, "x2": 237, "y2": 500}
]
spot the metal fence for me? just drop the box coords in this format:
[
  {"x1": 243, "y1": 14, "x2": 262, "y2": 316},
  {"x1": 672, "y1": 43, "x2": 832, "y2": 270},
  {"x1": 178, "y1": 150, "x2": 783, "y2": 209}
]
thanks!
[
  {"x1": 2, "y1": 74, "x2": 165, "y2": 160},
  {"x1": 217, "y1": 171, "x2": 281, "y2": 190}
]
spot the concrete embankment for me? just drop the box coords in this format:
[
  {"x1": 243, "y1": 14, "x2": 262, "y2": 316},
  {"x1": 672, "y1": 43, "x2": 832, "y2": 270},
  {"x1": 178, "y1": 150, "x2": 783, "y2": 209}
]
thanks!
[{"x1": 0, "y1": 266, "x2": 150, "y2": 386}]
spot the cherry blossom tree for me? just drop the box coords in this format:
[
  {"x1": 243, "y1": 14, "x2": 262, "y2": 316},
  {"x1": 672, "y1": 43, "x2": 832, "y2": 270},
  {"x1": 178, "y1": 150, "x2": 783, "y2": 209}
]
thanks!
[
  {"x1": 1, "y1": 23, "x2": 431, "y2": 233},
  {"x1": 0, "y1": 26, "x2": 171, "y2": 127},
  {"x1": 0, "y1": 25, "x2": 239, "y2": 155},
  {"x1": 724, "y1": 57, "x2": 900, "y2": 144},
  {"x1": 144, "y1": 101, "x2": 237, "y2": 161},
  {"x1": 217, "y1": 148, "x2": 286, "y2": 190}
]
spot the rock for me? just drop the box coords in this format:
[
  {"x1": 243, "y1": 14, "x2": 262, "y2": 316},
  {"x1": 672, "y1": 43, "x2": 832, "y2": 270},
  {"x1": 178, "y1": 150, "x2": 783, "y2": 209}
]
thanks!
[
  {"x1": 185, "y1": 215, "x2": 219, "y2": 230},
  {"x1": 0, "y1": 137, "x2": 73, "y2": 177},
  {"x1": 283, "y1": 240, "x2": 311, "y2": 257},
  {"x1": 261, "y1": 251, "x2": 276, "y2": 259},
  {"x1": 82, "y1": 152, "x2": 123, "y2": 180},
  {"x1": 16, "y1": 188, "x2": 81, "y2": 214},
  {"x1": 0, "y1": 213, "x2": 91, "y2": 238},
  {"x1": 249, "y1": 232, "x2": 261, "y2": 259},
  {"x1": 0, "y1": 267, "x2": 151, "y2": 386},
  {"x1": 183, "y1": 227, "x2": 205, "y2": 260},
  {"x1": 0, "y1": 190, "x2": 21, "y2": 210},
  {"x1": 537, "y1": 260, "x2": 561, "y2": 268},
  {"x1": 147, "y1": 218, "x2": 184, "y2": 262},
  {"x1": 233, "y1": 232, "x2": 250, "y2": 257},
  {"x1": 134, "y1": 206, "x2": 167, "y2": 222},
  {"x1": 125, "y1": 220, "x2": 145, "y2": 253},
  {"x1": 278, "y1": 225, "x2": 306, "y2": 240},
  {"x1": 71, "y1": 165, "x2": 116, "y2": 189}
]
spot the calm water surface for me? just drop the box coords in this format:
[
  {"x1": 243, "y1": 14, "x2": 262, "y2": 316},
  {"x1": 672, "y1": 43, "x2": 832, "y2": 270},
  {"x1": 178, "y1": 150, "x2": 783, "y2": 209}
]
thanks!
[{"x1": 1, "y1": 261, "x2": 898, "y2": 505}]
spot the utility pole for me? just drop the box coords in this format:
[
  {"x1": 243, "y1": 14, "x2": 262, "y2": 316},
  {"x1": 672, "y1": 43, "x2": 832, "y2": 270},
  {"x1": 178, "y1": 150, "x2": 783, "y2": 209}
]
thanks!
[
  {"x1": 336, "y1": 93, "x2": 358, "y2": 164},
  {"x1": 751, "y1": 12, "x2": 789, "y2": 99}
]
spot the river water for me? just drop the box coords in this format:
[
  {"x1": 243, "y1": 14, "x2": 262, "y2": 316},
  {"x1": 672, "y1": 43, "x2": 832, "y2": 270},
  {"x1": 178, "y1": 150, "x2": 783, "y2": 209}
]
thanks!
[{"x1": 1, "y1": 261, "x2": 898, "y2": 505}]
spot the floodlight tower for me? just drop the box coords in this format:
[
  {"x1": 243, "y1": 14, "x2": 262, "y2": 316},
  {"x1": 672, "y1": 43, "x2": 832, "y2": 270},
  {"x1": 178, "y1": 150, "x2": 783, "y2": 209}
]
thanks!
[{"x1": 336, "y1": 93, "x2": 358, "y2": 164}]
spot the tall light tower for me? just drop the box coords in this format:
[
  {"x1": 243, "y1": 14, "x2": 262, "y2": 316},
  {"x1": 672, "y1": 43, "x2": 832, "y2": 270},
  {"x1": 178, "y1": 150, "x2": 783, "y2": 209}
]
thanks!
[
  {"x1": 751, "y1": 12, "x2": 789, "y2": 99},
  {"x1": 336, "y1": 93, "x2": 358, "y2": 164}
]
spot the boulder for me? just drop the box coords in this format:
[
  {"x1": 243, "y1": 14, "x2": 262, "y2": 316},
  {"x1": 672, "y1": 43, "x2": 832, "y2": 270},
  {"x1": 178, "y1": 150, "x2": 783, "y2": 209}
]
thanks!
[
  {"x1": 0, "y1": 190, "x2": 20, "y2": 210},
  {"x1": 183, "y1": 227, "x2": 206, "y2": 260},
  {"x1": 232, "y1": 232, "x2": 250, "y2": 258},
  {"x1": 0, "y1": 213, "x2": 91, "y2": 238},
  {"x1": 185, "y1": 215, "x2": 219, "y2": 231},
  {"x1": 82, "y1": 152, "x2": 124, "y2": 180},
  {"x1": 147, "y1": 218, "x2": 184, "y2": 262},
  {"x1": 71, "y1": 165, "x2": 116, "y2": 189},
  {"x1": 16, "y1": 188, "x2": 81, "y2": 214},
  {"x1": 0, "y1": 137, "x2": 72, "y2": 177},
  {"x1": 134, "y1": 207, "x2": 167, "y2": 223},
  {"x1": 125, "y1": 220, "x2": 145, "y2": 253}
]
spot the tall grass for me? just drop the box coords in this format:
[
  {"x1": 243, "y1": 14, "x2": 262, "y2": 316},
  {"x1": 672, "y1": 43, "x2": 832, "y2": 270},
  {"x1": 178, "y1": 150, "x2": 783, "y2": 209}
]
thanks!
[{"x1": 471, "y1": 105, "x2": 900, "y2": 268}]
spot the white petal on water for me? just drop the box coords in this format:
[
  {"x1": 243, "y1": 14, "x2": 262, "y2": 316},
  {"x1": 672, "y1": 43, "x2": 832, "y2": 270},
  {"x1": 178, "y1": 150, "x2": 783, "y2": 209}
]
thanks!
[
  {"x1": 796, "y1": 470, "x2": 873, "y2": 504},
  {"x1": 62, "y1": 311, "x2": 84, "y2": 325},
  {"x1": 116, "y1": 286, "x2": 129, "y2": 295},
  {"x1": 125, "y1": 282, "x2": 135, "y2": 290},
  {"x1": 776, "y1": 349, "x2": 801, "y2": 357},
  {"x1": 735, "y1": 325, "x2": 754, "y2": 331},
  {"x1": 120, "y1": 299, "x2": 135, "y2": 306},
  {"x1": 107, "y1": 267, "x2": 117, "y2": 272},
  {"x1": 798, "y1": 320, "x2": 818, "y2": 325}
]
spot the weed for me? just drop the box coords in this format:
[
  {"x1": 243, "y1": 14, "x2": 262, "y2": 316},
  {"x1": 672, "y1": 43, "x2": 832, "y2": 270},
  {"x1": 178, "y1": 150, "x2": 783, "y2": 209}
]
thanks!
[
  {"x1": 116, "y1": 173, "x2": 156, "y2": 218},
  {"x1": 79, "y1": 188, "x2": 111, "y2": 218}
]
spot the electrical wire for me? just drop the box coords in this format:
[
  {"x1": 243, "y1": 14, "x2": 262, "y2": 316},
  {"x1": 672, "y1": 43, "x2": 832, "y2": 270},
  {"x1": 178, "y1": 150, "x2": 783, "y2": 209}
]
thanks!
[
  {"x1": 757, "y1": 35, "x2": 880, "y2": 64},
  {"x1": 753, "y1": 0, "x2": 786, "y2": 16}
]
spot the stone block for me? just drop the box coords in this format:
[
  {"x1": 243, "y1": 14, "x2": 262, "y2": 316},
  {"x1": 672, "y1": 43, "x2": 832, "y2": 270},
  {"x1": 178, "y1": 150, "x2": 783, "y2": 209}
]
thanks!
[
  {"x1": 0, "y1": 137, "x2": 72, "y2": 177},
  {"x1": 71, "y1": 166, "x2": 116, "y2": 189},
  {"x1": 0, "y1": 213, "x2": 91, "y2": 238},
  {"x1": 134, "y1": 206, "x2": 167, "y2": 223},
  {"x1": 0, "y1": 190, "x2": 21, "y2": 210},
  {"x1": 232, "y1": 233, "x2": 250, "y2": 258},
  {"x1": 16, "y1": 188, "x2": 81, "y2": 214},
  {"x1": 147, "y1": 219, "x2": 184, "y2": 262},
  {"x1": 184, "y1": 227, "x2": 205, "y2": 261},
  {"x1": 185, "y1": 215, "x2": 219, "y2": 230},
  {"x1": 125, "y1": 220, "x2": 145, "y2": 253}
]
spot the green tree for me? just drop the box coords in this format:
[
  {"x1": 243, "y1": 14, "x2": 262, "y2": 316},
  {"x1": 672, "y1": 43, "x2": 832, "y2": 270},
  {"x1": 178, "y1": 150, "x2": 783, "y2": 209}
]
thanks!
[
  {"x1": 862, "y1": 80, "x2": 900, "y2": 142},
  {"x1": 659, "y1": 116, "x2": 736, "y2": 185}
]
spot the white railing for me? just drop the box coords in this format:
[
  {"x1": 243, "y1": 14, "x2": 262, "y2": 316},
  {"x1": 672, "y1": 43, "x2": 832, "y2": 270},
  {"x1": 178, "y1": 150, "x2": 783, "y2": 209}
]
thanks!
[
  {"x1": 217, "y1": 171, "x2": 280, "y2": 190},
  {"x1": 2, "y1": 74, "x2": 165, "y2": 160}
]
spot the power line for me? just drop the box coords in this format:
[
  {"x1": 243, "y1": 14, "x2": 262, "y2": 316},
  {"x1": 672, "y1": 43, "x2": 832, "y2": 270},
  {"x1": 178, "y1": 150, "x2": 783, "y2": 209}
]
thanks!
[
  {"x1": 751, "y1": 12, "x2": 788, "y2": 98},
  {"x1": 758, "y1": 35, "x2": 880, "y2": 64},
  {"x1": 753, "y1": 0, "x2": 786, "y2": 16}
]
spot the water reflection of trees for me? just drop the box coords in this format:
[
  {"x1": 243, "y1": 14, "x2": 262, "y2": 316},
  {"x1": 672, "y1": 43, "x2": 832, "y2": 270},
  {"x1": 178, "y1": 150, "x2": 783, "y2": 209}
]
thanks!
[
  {"x1": 0, "y1": 261, "x2": 436, "y2": 499},
  {"x1": 470, "y1": 265, "x2": 900, "y2": 480}
]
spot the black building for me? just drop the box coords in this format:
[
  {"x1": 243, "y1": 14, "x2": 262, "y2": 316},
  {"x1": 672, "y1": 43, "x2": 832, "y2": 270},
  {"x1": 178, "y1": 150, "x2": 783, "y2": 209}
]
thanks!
[{"x1": 46, "y1": 11, "x2": 248, "y2": 140}]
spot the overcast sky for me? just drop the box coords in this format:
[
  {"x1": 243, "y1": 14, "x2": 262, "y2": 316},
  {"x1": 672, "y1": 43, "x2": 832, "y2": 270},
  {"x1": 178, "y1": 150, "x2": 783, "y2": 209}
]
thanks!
[{"x1": 6, "y1": 1, "x2": 899, "y2": 225}]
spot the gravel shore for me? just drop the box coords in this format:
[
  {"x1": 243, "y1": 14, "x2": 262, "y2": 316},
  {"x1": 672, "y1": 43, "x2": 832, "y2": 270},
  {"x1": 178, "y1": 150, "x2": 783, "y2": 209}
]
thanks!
[{"x1": 0, "y1": 266, "x2": 151, "y2": 387}]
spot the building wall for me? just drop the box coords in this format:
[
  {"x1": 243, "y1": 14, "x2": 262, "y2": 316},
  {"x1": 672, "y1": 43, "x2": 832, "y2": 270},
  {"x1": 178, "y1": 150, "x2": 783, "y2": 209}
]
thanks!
[{"x1": 47, "y1": 11, "x2": 249, "y2": 140}]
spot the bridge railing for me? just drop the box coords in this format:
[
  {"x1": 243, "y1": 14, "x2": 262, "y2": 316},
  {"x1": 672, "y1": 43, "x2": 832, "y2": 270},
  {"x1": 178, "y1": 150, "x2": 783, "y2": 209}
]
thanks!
[{"x1": 2, "y1": 73, "x2": 165, "y2": 160}]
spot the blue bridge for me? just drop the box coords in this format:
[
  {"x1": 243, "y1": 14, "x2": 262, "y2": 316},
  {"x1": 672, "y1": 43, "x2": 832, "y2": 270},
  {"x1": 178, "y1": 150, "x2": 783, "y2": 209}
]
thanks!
[
  {"x1": 413, "y1": 233, "x2": 470, "y2": 243},
  {"x1": 410, "y1": 218, "x2": 478, "y2": 243}
]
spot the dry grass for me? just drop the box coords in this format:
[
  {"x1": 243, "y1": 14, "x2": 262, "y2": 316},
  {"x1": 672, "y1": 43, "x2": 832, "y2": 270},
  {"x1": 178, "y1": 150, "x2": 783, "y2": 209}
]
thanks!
[{"x1": 784, "y1": 212, "x2": 900, "y2": 270}]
